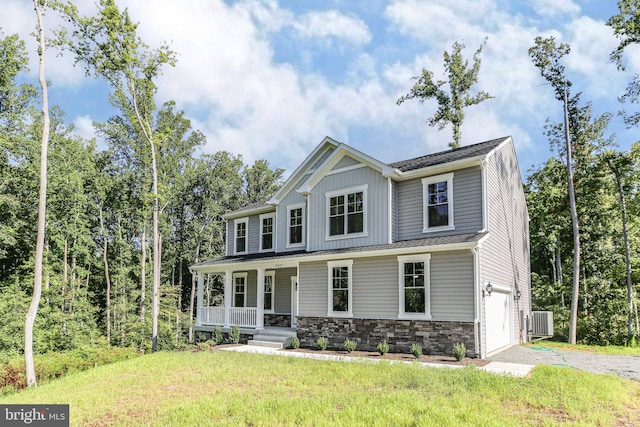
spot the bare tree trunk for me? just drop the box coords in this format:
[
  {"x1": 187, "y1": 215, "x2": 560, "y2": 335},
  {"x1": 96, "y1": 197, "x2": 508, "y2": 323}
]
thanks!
[
  {"x1": 564, "y1": 83, "x2": 581, "y2": 345},
  {"x1": 25, "y1": 0, "x2": 50, "y2": 388},
  {"x1": 100, "y1": 207, "x2": 112, "y2": 345},
  {"x1": 140, "y1": 227, "x2": 146, "y2": 323}
]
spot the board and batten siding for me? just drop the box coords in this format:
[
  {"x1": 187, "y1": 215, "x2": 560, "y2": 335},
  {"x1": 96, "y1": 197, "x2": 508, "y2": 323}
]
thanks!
[
  {"x1": 298, "y1": 251, "x2": 475, "y2": 321},
  {"x1": 480, "y1": 141, "x2": 531, "y2": 345},
  {"x1": 225, "y1": 213, "x2": 270, "y2": 256},
  {"x1": 332, "y1": 155, "x2": 360, "y2": 170},
  {"x1": 396, "y1": 167, "x2": 483, "y2": 240},
  {"x1": 307, "y1": 165, "x2": 389, "y2": 251},
  {"x1": 275, "y1": 175, "x2": 308, "y2": 253},
  {"x1": 274, "y1": 267, "x2": 296, "y2": 313}
]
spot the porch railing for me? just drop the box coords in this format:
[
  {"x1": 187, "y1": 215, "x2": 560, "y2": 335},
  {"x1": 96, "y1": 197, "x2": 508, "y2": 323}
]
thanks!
[{"x1": 198, "y1": 306, "x2": 258, "y2": 328}]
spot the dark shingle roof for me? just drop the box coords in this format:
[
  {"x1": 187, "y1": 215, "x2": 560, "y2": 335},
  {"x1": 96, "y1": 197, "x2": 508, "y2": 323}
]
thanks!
[{"x1": 389, "y1": 136, "x2": 508, "y2": 172}]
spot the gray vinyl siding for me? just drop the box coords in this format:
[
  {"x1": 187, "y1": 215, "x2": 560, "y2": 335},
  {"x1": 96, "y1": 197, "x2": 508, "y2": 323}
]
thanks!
[
  {"x1": 276, "y1": 178, "x2": 308, "y2": 253},
  {"x1": 307, "y1": 165, "x2": 389, "y2": 251},
  {"x1": 298, "y1": 251, "x2": 475, "y2": 321},
  {"x1": 226, "y1": 214, "x2": 272, "y2": 256},
  {"x1": 480, "y1": 141, "x2": 531, "y2": 343},
  {"x1": 391, "y1": 180, "x2": 398, "y2": 242},
  {"x1": 274, "y1": 267, "x2": 296, "y2": 314},
  {"x1": 311, "y1": 147, "x2": 335, "y2": 170},
  {"x1": 245, "y1": 270, "x2": 258, "y2": 307},
  {"x1": 332, "y1": 155, "x2": 360, "y2": 170},
  {"x1": 397, "y1": 167, "x2": 483, "y2": 240}
]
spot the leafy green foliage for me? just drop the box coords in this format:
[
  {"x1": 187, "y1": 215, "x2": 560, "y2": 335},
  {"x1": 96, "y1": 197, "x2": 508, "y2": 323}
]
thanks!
[
  {"x1": 228, "y1": 325, "x2": 240, "y2": 344},
  {"x1": 316, "y1": 337, "x2": 328, "y2": 351},
  {"x1": 289, "y1": 336, "x2": 300, "y2": 349},
  {"x1": 343, "y1": 338, "x2": 357, "y2": 353},
  {"x1": 377, "y1": 340, "x2": 389, "y2": 355},
  {"x1": 410, "y1": 343, "x2": 423, "y2": 359},
  {"x1": 213, "y1": 326, "x2": 223, "y2": 345},
  {"x1": 452, "y1": 342, "x2": 466, "y2": 361}
]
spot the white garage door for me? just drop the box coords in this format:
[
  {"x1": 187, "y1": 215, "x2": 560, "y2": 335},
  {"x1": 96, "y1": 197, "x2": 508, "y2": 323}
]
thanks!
[{"x1": 485, "y1": 290, "x2": 512, "y2": 354}]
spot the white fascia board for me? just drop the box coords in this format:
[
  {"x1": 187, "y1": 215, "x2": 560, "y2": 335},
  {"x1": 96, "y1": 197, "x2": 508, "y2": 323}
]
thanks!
[
  {"x1": 393, "y1": 155, "x2": 486, "y2": 181},
  {"x1": 270, "y1": 136, "x2": 340, "y2": 204},
  {"x1": 223, "y1": 205, "x2": 275, "y2": 220}
]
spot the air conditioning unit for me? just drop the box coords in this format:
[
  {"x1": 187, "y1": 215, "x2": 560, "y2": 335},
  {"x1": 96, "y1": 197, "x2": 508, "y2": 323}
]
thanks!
[{"x1": 530, "y1": 311, "x2": 553, "y2": 338}]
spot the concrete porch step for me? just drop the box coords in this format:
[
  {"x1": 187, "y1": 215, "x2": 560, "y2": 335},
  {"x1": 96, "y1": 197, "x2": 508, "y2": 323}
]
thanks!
[
  {"x1": 262, "y1": 327, "x2": 297, "y2": 337},
  {"x1": 253, "y1": 334, "x2": 290, "y2": 343},
  {"x1": 247, "y1": 340, "x2": 285, "y2": 349}
]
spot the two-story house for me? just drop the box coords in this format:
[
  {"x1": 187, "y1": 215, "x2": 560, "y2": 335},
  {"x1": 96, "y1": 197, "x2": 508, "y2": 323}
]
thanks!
[{"x1": 190, "y1": 136, "x2": 531, "y2": 358}]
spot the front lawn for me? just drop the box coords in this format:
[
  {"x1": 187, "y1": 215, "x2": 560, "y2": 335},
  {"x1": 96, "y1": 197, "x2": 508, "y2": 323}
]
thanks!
[{"x1": 1, "y1": 350, "x2": 638, "y2": 426}]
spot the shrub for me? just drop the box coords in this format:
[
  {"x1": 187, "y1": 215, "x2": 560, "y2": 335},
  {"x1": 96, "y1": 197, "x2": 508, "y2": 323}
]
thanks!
[
  {"x1": 289, "y1": 336, "x2": 300, "y2": 349},
  {"x1": 343, "y1": 338, "x2": 357, "y2": 353},
  {"x1": 410, "y1": 343, "x2": 423, "y2": 359},
  {"x1": 453, "y1": 342, "x2": 466, "y2": 361},
  {"x1": 229, "y1": 325, "x2": 240, "y2": 344},
  {"x1": 197, "y1": 342, "x2": 211, "y2": 352},
  {"x1": 213, "y1": 326, "x2": 224, "y2": 345},
  {"x1": 316, "y1": 337, "x2": 328, "y2": 351},
  {"x1": 377, "y1": 340, "x2": 389, "y2": 355}
]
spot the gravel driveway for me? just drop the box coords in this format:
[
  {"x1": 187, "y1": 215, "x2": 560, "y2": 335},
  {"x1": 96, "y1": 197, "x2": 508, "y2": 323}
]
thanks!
[{"x1": 489, "y1": 345, "x2": 640, "y2": 380}]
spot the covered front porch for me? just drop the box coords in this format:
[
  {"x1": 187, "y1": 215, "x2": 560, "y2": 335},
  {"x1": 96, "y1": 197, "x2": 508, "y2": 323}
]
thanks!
[{"x1": 193, "y1": 263, "x2": 299, "y2": 331}]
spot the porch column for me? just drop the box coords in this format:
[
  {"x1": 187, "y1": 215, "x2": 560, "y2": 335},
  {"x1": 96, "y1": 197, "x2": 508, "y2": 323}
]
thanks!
[
  {"x1": 256, "y1": 268, "x2": 265, "y2": 330},
  {"x1": 196, "y1": 272, "x2": 204, "y2": 326},
  {"x1": 224, "y1": 270, "x2": 233, "y2": 327}
]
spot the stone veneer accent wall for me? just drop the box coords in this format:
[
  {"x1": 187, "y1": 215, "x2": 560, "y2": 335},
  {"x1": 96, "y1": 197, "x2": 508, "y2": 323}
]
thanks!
[
  {"x1": 296, "y1": 317, "x2": 476, "y2": 357},
  {"x1": 264, "y1": 314, "x2": 291, "y2": 328}
]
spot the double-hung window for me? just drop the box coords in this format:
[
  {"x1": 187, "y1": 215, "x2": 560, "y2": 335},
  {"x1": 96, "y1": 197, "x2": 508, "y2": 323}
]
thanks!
[
  {"x1": 234, "y1": 218, "x2": 248, "y2": 254},
  {"x1": 263, "y1": 271, "x2": 275, "y2": 312},
  {"x1": 326, "y1": 185, "x2": 367, "y2": 239},
  {"x1": 233, "y1": 272, "x2": 248, "y2": 307},
  {"x1": 287, "y1": 203, "x2": 305, "y2": 247},
  {"x1": 397, "y1": 255, "x2": 431, "y2": 319},
  {"x1": 422, "y1": 173, "x2": 454, "y2": 232},
  {"x1": 260, "y1": 213, "x2": 275, "y2": 252},
  {"x1": 327, "y1": 260, "x2": 353, "y2": 316}
]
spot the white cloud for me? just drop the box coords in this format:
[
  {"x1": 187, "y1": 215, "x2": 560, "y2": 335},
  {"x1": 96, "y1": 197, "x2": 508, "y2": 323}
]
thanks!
[
  {"x1": 72, "y1": 115, "x2": 106, "y2": 150},
  {"x1": 528, "y1": 0, "x2": 580, "y2": 17},
  {"x1": 293, "y1": 10, "x2": 371, "y2": 45}
]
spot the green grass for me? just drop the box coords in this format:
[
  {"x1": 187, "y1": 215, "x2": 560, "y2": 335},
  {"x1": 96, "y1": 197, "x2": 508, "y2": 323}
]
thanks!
[
  {"x1": 528, "y1": 340, "x2": 640, "y2": 356},
  {"x1": 1, "y1": 350, "x2": 638, "y2": 426}
]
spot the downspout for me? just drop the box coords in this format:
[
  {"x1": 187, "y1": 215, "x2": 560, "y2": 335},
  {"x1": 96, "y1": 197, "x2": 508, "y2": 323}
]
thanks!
[{"x1": 471, "y1": 246, "x2": 482, "y2": 359}]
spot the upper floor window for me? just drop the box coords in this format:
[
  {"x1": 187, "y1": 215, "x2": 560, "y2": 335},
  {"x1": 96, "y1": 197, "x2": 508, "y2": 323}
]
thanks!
[
  {"x1": 422, "y1": 173, "x2": 454, "y2": 232},
  {"x1": 325, "y1": 185, "x2": 368, "y2": 239},
  {"x1": 264, "y1": 271, "x2": 275, "y2": 312},
  {"x1": 397, "y1": 254, "x2": 431, "y2": 319},
  {"x1": 234, "y1": 218, "x2": 248, "y2": 254},
  {"x1": 260, "y1": 213, "x2": 275, "y2": 252},
  {"x1": 327, "y1": 260, "x2": 353, "y2": 316},
  {"x1": 287, "y1": 203, "x2": 305, "y2": 247}
]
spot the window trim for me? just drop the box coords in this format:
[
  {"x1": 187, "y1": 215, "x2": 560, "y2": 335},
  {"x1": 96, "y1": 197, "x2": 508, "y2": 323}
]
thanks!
[
  {"x1": 286, "y1": 203, "x2": 306, "y2": 248},
  {"x1": 259, "y1": 212, "x2": 276, "y2": 253},
  {"x1": 232, "y1": 272, "x2": 248, "y2": 308},
  {"x1": 422, "y1": 173, "x2": 455, "y2": 233},
  {"x1": 397, "y1": 254, "x2": 431, "y2": 320},
  {"x1": 233, "y1": 217, "x2": 249, "y2": 255},
  {"x1": 324, "y1": 184, "x2": 368, "y2": 241},
  {"x1": 263, "y1": 270, "x2": 275, "y2": 313},
  {"x1": 327, "y1": 260, "x2": 353, "y2": 317}
]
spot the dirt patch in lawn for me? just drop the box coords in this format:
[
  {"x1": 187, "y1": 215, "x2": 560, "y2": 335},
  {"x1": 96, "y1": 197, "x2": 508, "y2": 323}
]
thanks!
[{"x1": 282, "y1": 348, "x2": 490, "y2": 367}]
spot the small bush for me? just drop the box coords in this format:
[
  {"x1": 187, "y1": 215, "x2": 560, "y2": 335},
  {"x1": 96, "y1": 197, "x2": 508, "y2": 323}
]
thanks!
[
  {"x1": 289, "y1": 336, "x2": 300, "y2": 349},
  {"x1": 229, "y1": 325, "x2": 241, "y2": 344},
  {"x1": 317, "y1": 337, "x2": 328, "y2": 351},
  {"x1": 377, "y1": 340, "x2": 389, "y2": 355},
  {"x1": 197, "y1": 342, "x2": 211, "y2": 352},
  {"x1": 213, "y1": 326, "x2": 224, "y2": 345},
  {"x1": 453, "y1": 342, "x2": 466, "y2": 361},
  {"x1": 410, "y1": 343, "x2": 423, "y2": 359},
  {"x1": 343, "y1": 338, "x2": 357, "y2": 353}
]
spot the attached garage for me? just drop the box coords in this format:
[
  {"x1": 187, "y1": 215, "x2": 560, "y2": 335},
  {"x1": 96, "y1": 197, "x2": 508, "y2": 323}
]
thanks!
[{"x1": 485, "y1": 287, "x2": 512, "y2": 354}]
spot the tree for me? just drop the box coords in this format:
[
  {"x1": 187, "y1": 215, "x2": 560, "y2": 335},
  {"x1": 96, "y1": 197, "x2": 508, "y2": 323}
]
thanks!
[
  {"x1": 397, "y1": 39, "x2": 493, "y2": 149},
  {"x1": 25, "y1": 0, "x2": 51, "y2": 387},
  {"x1": 529, "y1": 36, "x2": 582, "y2": 344},
  {"x1": 59, "y1": 0, "x2": 176, "y2": 352}
]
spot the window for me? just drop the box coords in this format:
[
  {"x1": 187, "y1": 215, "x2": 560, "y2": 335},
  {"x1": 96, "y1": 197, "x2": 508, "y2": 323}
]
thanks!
[
  {"x1": 327, "y1": 260, "x2": 353, "y2": 316},
  {"x1": 234, "y1": 218, "x2": 248, "y2": 254},
  {"x1": 287, "y1": 203, "x2": 305, "y2": 247},
  {"x1": 398, "y1": 255, "x2": 431, "y2": 319},
  {"x1": 422, "y1": 173, "x2": 454, "y2": 232},
  {"x1": 233, "y1": 273, "x2": 248, "y2": 307},
  {"x1": 260, "y1": 213, "x2": 275, "y2": 252},
  {"x1": 325, "y1": 185, "x2": 367, "y2": 239},
  {"x1": 264, "y1": 271, "x2": 275, "y2": 312}
]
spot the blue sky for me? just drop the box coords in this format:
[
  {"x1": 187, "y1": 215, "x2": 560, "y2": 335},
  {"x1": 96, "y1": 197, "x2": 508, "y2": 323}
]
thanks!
[{"x1": 4, "y1": 0, "x2": 640, "y2": 178}]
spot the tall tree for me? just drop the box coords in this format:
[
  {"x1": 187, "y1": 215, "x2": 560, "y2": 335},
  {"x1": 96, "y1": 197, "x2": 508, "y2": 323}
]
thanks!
[
  {"x1": 25, "y1": 0, "x2": 51, "y2": 387},
  {"x1": 397, "y1": 39, "x2": 493, "y2": 148},
  {"x1": 59, "y1": 0, "x2": 176, "y2": 352},
  {"x1": 529, "y1": 36, "x2": 582, "y2": 344}
]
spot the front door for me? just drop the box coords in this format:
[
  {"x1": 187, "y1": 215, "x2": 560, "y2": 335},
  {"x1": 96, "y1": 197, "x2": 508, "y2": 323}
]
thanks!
[{"x1": 291, "y1": 276, "x2": 298, "y2": 327}]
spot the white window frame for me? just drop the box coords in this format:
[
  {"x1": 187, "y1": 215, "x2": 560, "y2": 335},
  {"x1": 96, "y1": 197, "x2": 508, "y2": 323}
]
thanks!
[
  {"x1": 325, "y1": 184, "x2": 368, "y2": 240},
  {"x1": 286, "y1": 203, "x2": 306, "y2": 248},
  {"x1": 327, "y1": 260, "x2": 353, "y2": 317},
  {"x1": 263, "y1": 270, "x2": 275, "y2": 313},
  {"x1": 232, "y1": 272, "x2": 248, "y2": 308},
  {"x1": 422, "y1": 173, "x2": 455, "y2": 233},
  {"x1": 259, "y1": 213, "x2": 276, "y2": 253},
  {"x1": 234, "y1": 217, "x2": 249, "y2": 255},
  {"x1": 397, "y1": 254, "x2": 431, "y2": 320}
]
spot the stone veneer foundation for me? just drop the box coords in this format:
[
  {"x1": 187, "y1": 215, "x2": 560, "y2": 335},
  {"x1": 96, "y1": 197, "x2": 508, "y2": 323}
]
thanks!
[
  {"x1": 264, "y1": 314, "x2": 291, "y2": 328},
  {"x1": 296, "y1": 317, "x2": 476, "y2": 357}
]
